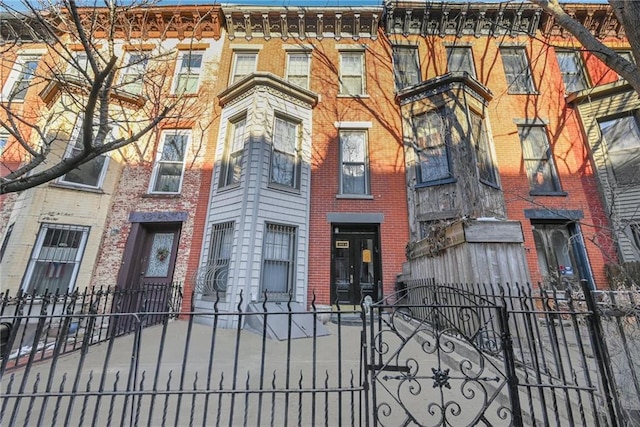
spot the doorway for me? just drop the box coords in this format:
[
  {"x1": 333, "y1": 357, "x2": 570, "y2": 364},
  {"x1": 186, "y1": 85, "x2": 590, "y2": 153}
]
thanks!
[{"x1": 331, "y1": 224, "x2": 381, "y2": 305}]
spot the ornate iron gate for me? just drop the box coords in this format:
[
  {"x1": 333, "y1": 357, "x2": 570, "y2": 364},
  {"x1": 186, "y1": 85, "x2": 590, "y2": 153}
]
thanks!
[{"x1": 364, "y1": 285, "x2": 522, "y2": 426}]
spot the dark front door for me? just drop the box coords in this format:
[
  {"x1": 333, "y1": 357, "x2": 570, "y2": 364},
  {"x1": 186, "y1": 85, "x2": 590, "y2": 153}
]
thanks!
[
  {"x1": 113, "y1": 222, "x2": 181, "y2": 334},
  {"x1": 331, "y1": 225, "x2": 381, "y2": 305}
]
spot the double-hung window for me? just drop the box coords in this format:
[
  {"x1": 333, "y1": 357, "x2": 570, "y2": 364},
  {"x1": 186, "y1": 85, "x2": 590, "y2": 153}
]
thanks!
[
  {"x1": 339, "y1": 51, "x2": 365, "y2": 96},
  {"x1": 1, "y1": 55, "x2": 39, "y2": 102},
  {"x1": 149, "y1": 130, "x2": 190, "y2": 194},
  {"x1": 446, "y1": 47, "x2": 476, "y2": 78},
  {"x1": 340, "y1": 130, "x2": 370, "y2": 195},
  {"x1": 556, "y1": 50, "x2": 588, "y2": 93},
  {"x1": 469, "y1": 111, "x2": 499, "y2": 187},
  {"x1": 231, "y1": 51, "x2": 257, "y2": 84},
  {"x1": 67, "y1": 52, "x2": 91, "y2": 79},
  {"x1": 392, "y1": 46, "x2": 420, "y2": 90},
  {"x1": 414, "y1": 109, "x2": 451, "y2": 184},
  {"x1": 205, "y1": 221, "x2": 234, "y2": 295},
  {"x1": 59, "y1": 118, "x2": 110, "y2": 189},
  {"x1": 261, "y1": 223, "x2": 296, "y2": 295},
  {"x1": 616, "y1": 51, "x2": 635, "y2": 81},
  {"x1": 220, "y1": 116, "x2": 246, "y2": 187},
  {"x1": 22, "y1": 224, "x2": 90, "y2": 295},
  {"x1": 0, "y1": 131, "x2": 8, "y2": 155},
  {"x1": 598, "y1": 111, "x2": 640, "y2": 185},
  {"x1": 173, "y1": 51, "x2": 203, "y2": 94},
  {"x1": 286, "y1": 52, "x2": 310, "y2": 89},
  {"x1": 500, "y1": 47, "x2": 535, "y2": 93},
  {"x1": 518, "y1": 125, "x2": 561, "y2": 193},
  {"x1": 120, "y1": 53, "x2": 148, "y2": 95},
  {"x1": 270, "y1": 116, "x2": 300, "y2": 189}
]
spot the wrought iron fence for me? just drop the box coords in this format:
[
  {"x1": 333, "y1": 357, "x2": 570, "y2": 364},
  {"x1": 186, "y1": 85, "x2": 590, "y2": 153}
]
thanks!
[{"x1": 0, "y1": 283, "x2": 183, "y2": 372}]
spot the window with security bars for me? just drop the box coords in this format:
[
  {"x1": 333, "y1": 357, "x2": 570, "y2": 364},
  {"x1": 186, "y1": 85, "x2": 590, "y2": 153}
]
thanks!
[
  {"x1": 500, "y1": 47, "x2": 535, "y2": 94},
  {"x1": 23, "y1": 224, "x2": 89, "y2": 295},
  {"x1": 469, "y1": 111, "x2": 499, "y2": 187},
  {"x1": 339, "y1": 51, "x2": 365, "y2": 95},
  {"x1": 446, "y1": 47, "x2": 476, "y2": 78},
  {"x1": 271, "y1": 116, "x2": 300, "y2": 188},
  {"x1": 392, "y1": 46, "x2": 420, "y2": 90},
  {"x1": 220, "y1": 116, "x2": 246, "y2": 187},
  {"x1": 150, "y1": 130, "x2": 190, "y2": 193},
  {"x1": 286, "y1": 52, "x2": 310, "y2": 89},
  {"x1": 261, "y1": 224, "x2": 296, "y2": 295},
  {"x1": 231, "y1": 52, "x2": 257, "y2": 84},
  {"x1": 518, "y1": 125, "x2": 561, "y2": 194},
  {"x1": 340, "y1": 130, "x2": 370, "y2": 195},
  {"x1": 173, "y1": 51, "x2": 203, "y2": 94},
  {"x1": 204, "y1": 222, "x2": 234, "y2": 295},
  {"x1": 556, "y1": 50, "x2": 588, "y2": 93}
]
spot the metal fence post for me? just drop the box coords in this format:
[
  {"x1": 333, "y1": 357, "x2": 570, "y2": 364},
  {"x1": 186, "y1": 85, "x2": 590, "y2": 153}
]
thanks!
[
  {"x1": 498, "y1": 304, "x2": 523, "y2": 426},
  {"x1": 580, "y1": 280, "x2": 622, "y2": 426}
]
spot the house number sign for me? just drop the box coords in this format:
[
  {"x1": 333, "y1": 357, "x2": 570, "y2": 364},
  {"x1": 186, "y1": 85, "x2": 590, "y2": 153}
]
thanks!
[{"x1": 336, "y1": 240, "x2": 349, "y2": 248}]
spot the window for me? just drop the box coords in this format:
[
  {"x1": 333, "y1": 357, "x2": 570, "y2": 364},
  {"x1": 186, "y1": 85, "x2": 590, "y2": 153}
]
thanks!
[
  {"x1": 617, "y1": 51, "x2": 635, "y2": 81},
  {"x1": 67, "y1": 53, "x2": 91, "y2": 78},
  {"x1": 340, "y1": 130, "x2": 370, "y2": 195},
  {"x1": 22, "y1": 224, "x2": 89, "y2": 295},
  {"x1": 469, "y1": 111, "x2": 499, "y2": 187},
  {"x1": 261, "y1": 223, "x2": 296, "y2": 294},
  {"x1": 204, "y1": 222, "x2": 234, "y2": 295},
  {"x1": 220, "y1": 116, "x2": 246, "y2": 187},
  {"x1": 120, "y1": 53, "x2": 148, "y2": 95},
  {"x1": 413, "y1": 109, "x2": 451, "y2": 184},
  {"x1": 0, "y1": 131, "x2": 8, "y2": 155},
  {"x1": 446, "y1": 47, "x2": 476, "y2": 78},
  {"x1": 1, "y1": 55, "x2": 39, "y2": 102},
  {"x1": 231, "y1": 51, "x2": 257, "y2": 84},
  {"x1": 598, "y1": 111, "x2": 640, "y2": 185},
  {"x1": 150, "y1": 130, "x2": 190, "y2": 194},
  {"x1": 556, "y1": 50, "x2": 588, "y2": 93},
  {"x1": 392, "y1": 46, "x2": 420, "y2": 90},
  {"x1": 286, "y1": 52, "x2": 310, "y2": 89},
  {"x1": 339, "y1": 51, "x2": 365, "y2": 95},
  {"x1": 518, "y1": 126, "x2": 561, "y2": 193},
  {"x1": 270, "y1": 116, "x2": 300, "y2": 189},
  {"x1": 631, "y1": 224, "x2": 640, "y2": 252},
  {"x1": 532, "y1": 222, "x2": 583, "y2": 289},
  {"x1": 0, "y1": 223, "x2": 13, "y2": 263},
  {"x1": 500, "y1": 47, "x2": 535, "y2": 93},
  {"x1": 59, "y1": 118, "x2": 110, "y2": 189},
  {"x1": 173, "y1": 51, "x2": 203, "y2": 94}
]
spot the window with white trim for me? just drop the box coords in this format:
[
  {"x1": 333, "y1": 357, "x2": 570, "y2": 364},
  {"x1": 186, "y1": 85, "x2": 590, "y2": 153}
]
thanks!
[
  {"x1": 518, "y1": 125, "x2": 561, "y2": 193},
  {"x1": 270, "y1": 116, "x2": 300, "y2": 189},
  {"x1": 67, "y1": 52, "x2": 91, "y2": 79},
  {"x1": 556, "y1": 50, "x2": 588, "y2": 93},
  {"x1": 616, "y1": 51, "x2": 635, "y2": 81},
  {"x1": 149, "y1": 130, "x2": 190, "y2": 194},
  {"x1": 0, "y1": 131, "x2": 8, "y2": 155},
  {"x1": 413, "y1": 109, "x2": 451, "y2": 184},
  {"x1": 598, "y1": 110, "x2": 640, "y2": 185},
  {"x1": 446, "y1": 47, "x2": 476, "y2": 78},
  {"x1": 231, "y1": 51, "x2": 257, "y2": 84},
  {"x1": 220, "y1": 116, "x2": 246, "y2": 187},
  {"x1": 392, "y1": 46, "x2": 420, "y2": 90},
  {"x1": 0, "y1": 223, "x2": 13, "y2": 263},
  {"x1": 339, "y1": 51, "x2": 365, "y2": 95},
  {"x1": 500, "y1": 47, "x2": 535, "y2": 94},
  {"x1": 120, "y1": 53, "x2": 148, "y2": 95},
  {"x1": 261, "y1": 223, "x2": 296, "y2": 294},
  {"x1": 22, "y1": 224, "x2": 90, "y2": 295},
  {"x1": 59, "y1": 118, "x2": 110, "y2": 189},
  {"x1": 340, "y1": 130, "x2": 370, "y2": 195},
  {"x1": 1, "y1": 55, "x2": 40, "y2": 102},
  {"x1": 286, "y1": 52, "x2": 310, "y2": 89},
  {"x1": 172, "y1": 51, "x2": 203, "y2": 94}
]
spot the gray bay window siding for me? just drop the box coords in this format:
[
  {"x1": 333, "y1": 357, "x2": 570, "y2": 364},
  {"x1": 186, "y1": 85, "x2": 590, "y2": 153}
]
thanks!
[{"x1": 200, "y1": 74, "x2": 317, "y2": 310}]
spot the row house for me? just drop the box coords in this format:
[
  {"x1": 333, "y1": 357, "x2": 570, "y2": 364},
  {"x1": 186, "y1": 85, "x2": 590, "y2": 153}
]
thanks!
[{"x1": 1, "y1": 2, "x2": 636, "y2": 317}]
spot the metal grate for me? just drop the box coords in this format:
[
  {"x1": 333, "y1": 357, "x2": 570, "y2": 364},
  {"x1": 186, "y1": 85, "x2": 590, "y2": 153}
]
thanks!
[{"x1": 261, "y1": 223, "x2": 296, "y2": 295}]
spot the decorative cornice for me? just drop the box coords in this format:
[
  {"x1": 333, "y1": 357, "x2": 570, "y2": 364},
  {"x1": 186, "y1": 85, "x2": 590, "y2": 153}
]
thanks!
[
  {"x1": 223, "y1": 7, "x2": 382, "y2": 41},
  {"x1": 396, "y1": 72, "x2": 493, "y2": 106},
  {"x1": 218, "y1": 72, "x2": 318, "y2": 108}
]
